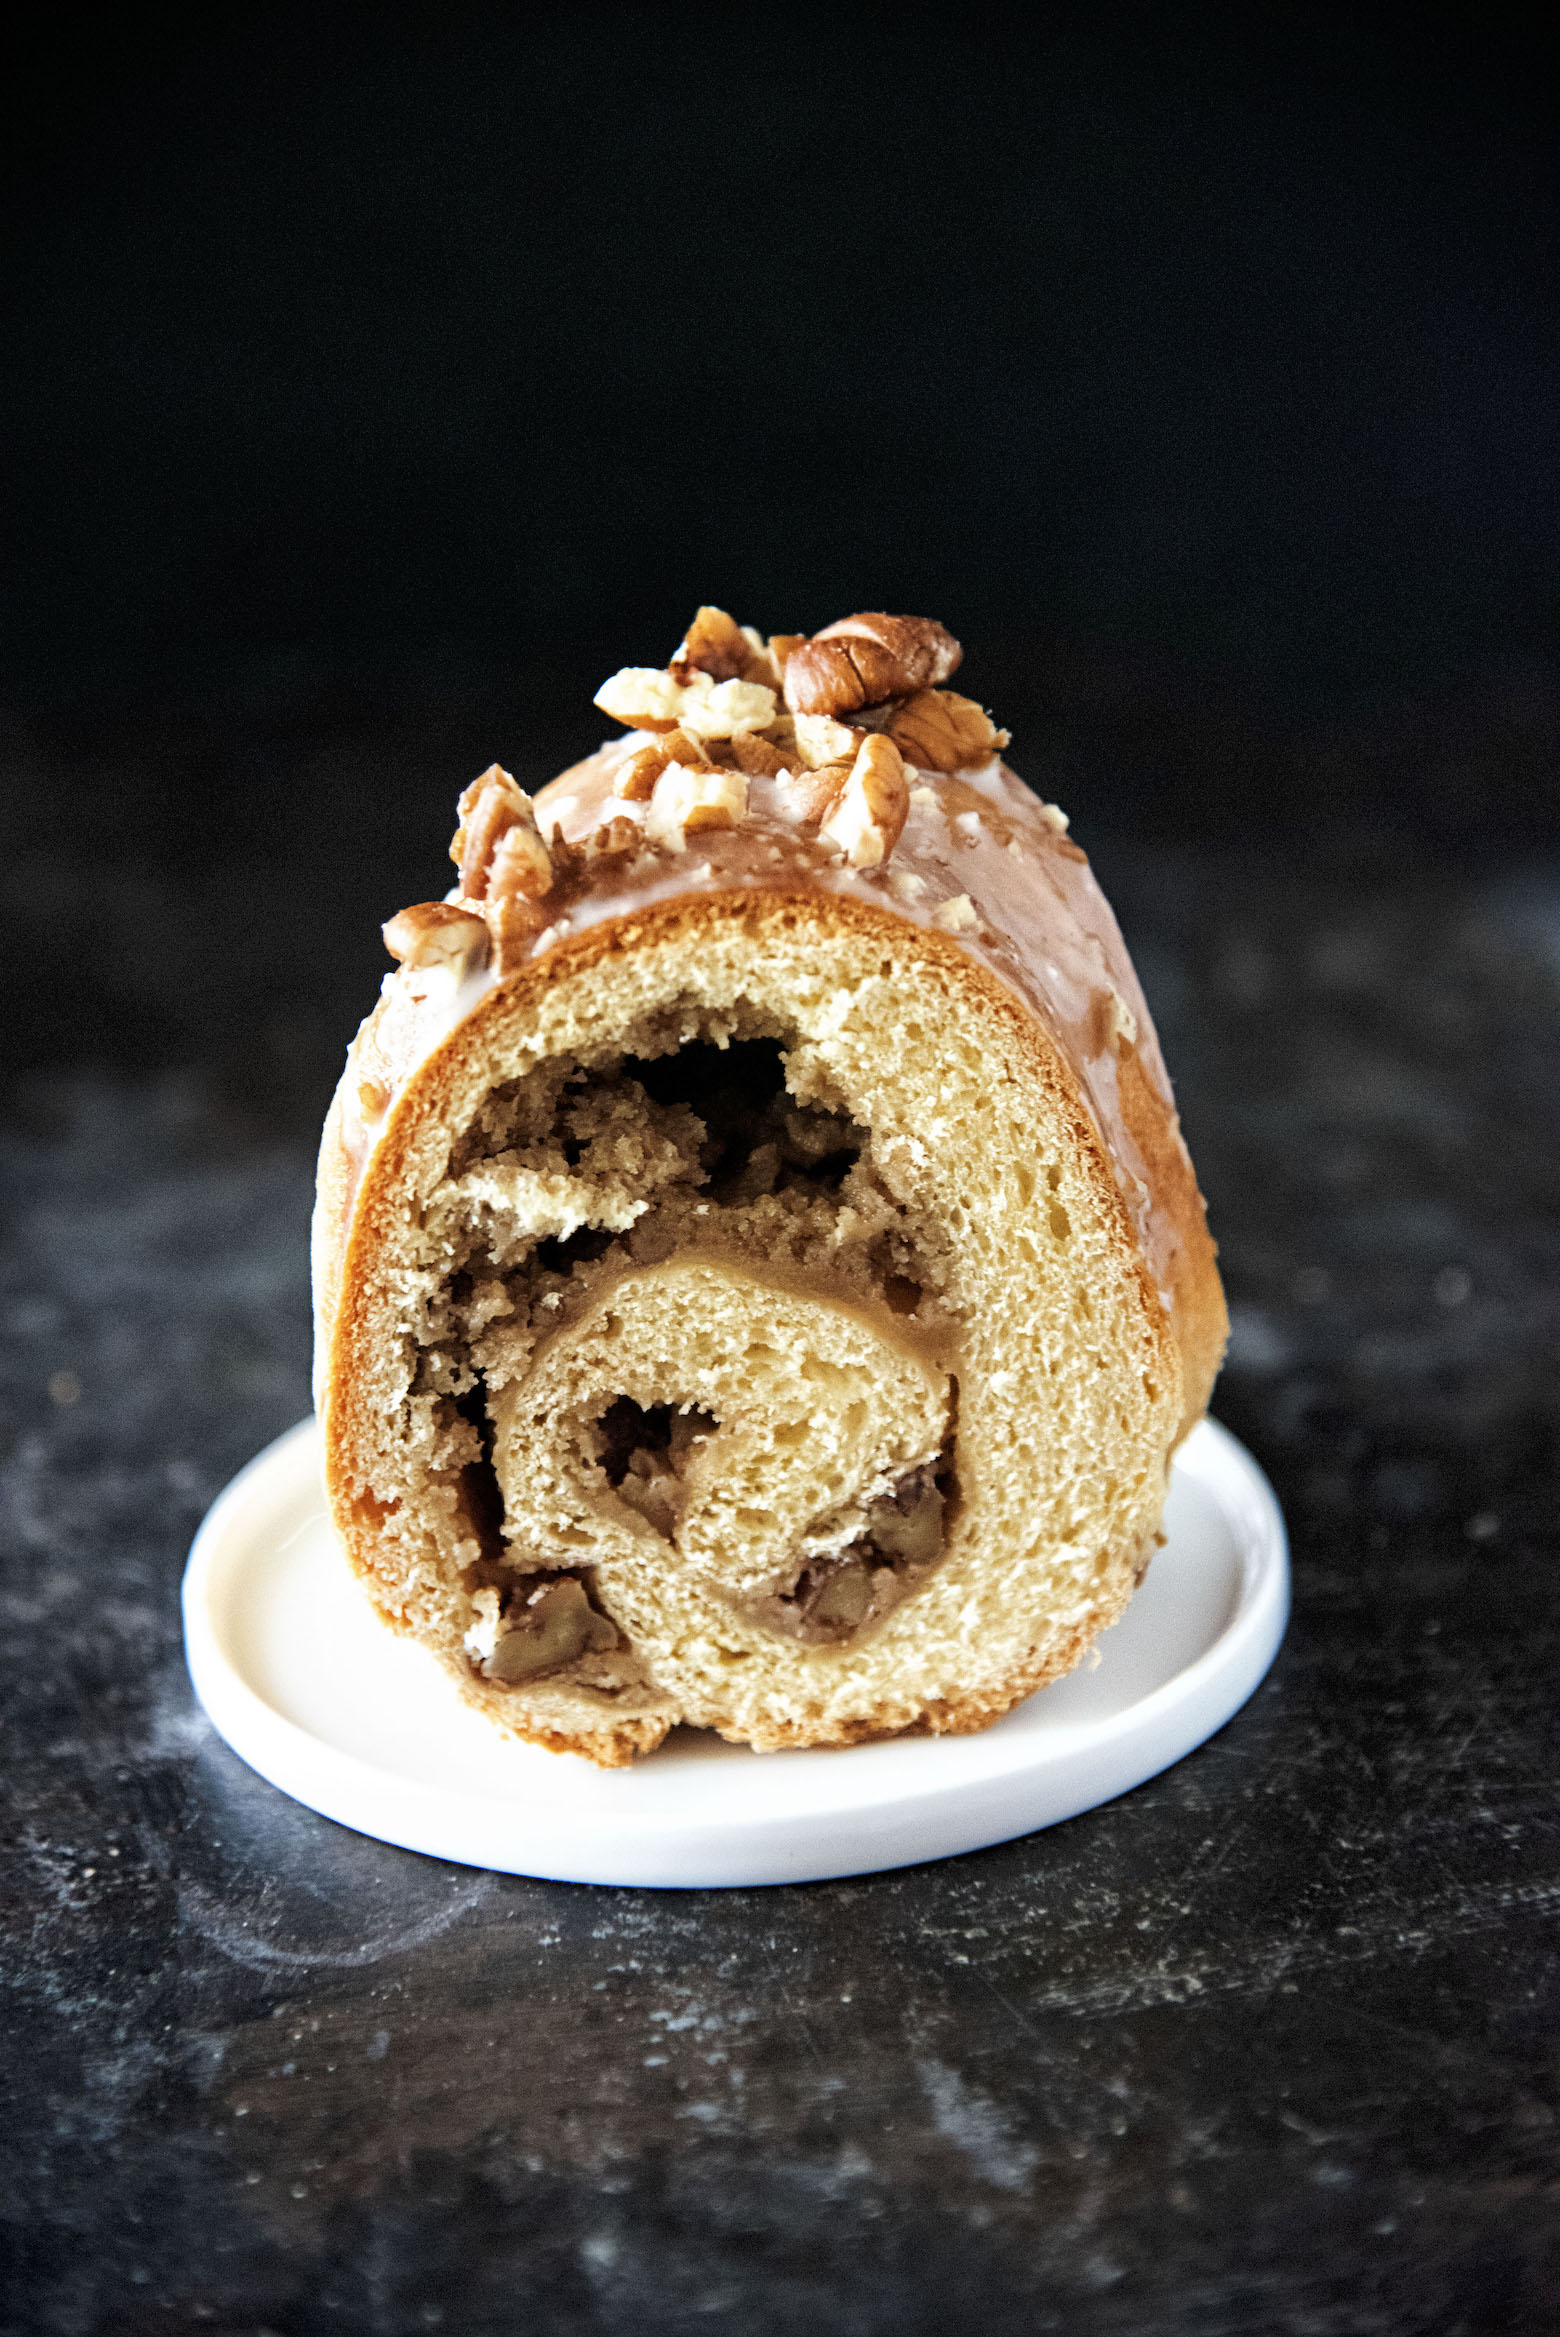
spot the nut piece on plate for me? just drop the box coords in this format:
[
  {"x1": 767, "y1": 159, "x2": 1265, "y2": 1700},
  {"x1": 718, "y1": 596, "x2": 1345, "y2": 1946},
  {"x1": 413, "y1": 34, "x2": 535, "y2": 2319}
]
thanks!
[
  {"x1": 595, "y1": 667, "x2": 777, "y2": 739},
  {"x1": 645, "y1": 763, "x2": 749, "y2": 849},
  {"x1": 382, "y1": 901, "x2": 491, "y2": 977},
  {"x1": 451, "y1": 766, "x2": 552, "y2": 905},
  {"x1": 784, "y1": 614, "x2": 962, "y2": 718},
  {"x1": 886, "y1": 689, "x2": 1009, "y2": 774},
  {"x1": 820, "y1": 735, "x2": 909, "y2": 868}
]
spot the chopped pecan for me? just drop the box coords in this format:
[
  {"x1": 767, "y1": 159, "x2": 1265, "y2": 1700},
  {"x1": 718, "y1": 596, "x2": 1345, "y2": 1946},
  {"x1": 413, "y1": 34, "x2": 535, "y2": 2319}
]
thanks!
[
  {"x1": 737, "y1": 628, "x2": 790, "y2": 691},
  {"x1": 585, "y1": 814, "x2": 642, "y2": 860},
  {"x1": 933, "y1": 893, "x2": 978, "y2": 932},
  {"x1": 486, "y1": 823, "x2": 554, "y2": 969},
  {"x1": 886, "y1": 689, "x2": 1009, "y2": 773},
  {"x1": 681, "y1": 675, "x2": 776, "y2": 737},
  {"x1": 726, "y1": 731, "x2": 793, "y2": 779},
  {"x1": 669, "y1": 605, "x2": 750, "y2": 684},
  {"x1": 617, "y1": 742, "x2": 662, "y2": 802},
  {"x1": 645, "y1": 763, "x2": 749, "y2": 848},
  {"x1": 542, "y1": 827, "x2": 586, "y2": 888},
  {"x1": 778, "y1": 763, "x2": 851, "y2": 825},
  {"x1": 544, "y1": 818, "x2": 640, "y2": 878},
  {"x1": 382, "y1": 900, "x2": 491, "y2": 977},
  {"x1": 792, "y1": 711, "x2": 867, "y2": 769},
  {"x1": 820, "y1": 735, "x2": 909, "y2": 868},
  {"x1": 595, "y1": 667, "x2": 777, "y2": 738},
  {"x1": 784, "y1": 613, "x2": 962, "y2": 718},
  {"x1": 616, "y1": 728, "x2": 710, "y2": 801},
  {"x1": 451, "y1": 766, "x2": 552, "y2": 904},
  {"x1": 768, "y1": 633, "x2": 807, "y2": 683},
  {"x1": 480, "y1": 1576, "x2": 619, "y2": 1684}
]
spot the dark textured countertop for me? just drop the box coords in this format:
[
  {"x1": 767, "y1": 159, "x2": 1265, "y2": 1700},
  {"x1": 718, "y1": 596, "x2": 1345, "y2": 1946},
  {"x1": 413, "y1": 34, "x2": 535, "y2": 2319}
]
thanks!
[{"x1": 4, "y1": 663, "x2": 1559, "y2": 2334}]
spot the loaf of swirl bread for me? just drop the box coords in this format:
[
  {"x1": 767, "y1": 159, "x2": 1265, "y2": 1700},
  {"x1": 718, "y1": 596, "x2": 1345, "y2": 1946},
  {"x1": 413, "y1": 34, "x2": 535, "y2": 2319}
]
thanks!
[{"x1": 312, "y1": 608, "x2": 1226, "y2": 1765}]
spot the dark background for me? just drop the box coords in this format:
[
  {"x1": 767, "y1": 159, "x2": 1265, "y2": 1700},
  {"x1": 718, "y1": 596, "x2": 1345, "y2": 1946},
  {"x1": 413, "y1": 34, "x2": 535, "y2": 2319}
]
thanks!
[
  {"x1": 4, "y1": 4, "x2": 1557, "y2": 810},
  {"x1": 4, "y1": 9, "x2": 1560, "y2": 2334}
]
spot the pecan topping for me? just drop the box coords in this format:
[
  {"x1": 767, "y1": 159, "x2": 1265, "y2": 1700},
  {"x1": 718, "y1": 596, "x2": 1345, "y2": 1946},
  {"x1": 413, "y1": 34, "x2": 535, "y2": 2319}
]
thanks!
[
  {"x1": 586, "y1": 813, "x2": 643, "y2": 860},
  {"x1": 594, "y1": 667, "x2": 777, "y2": 738},
  {"x1": 543, "y1": 813, "x2": 641, "y2": 887},
  {"x1": 778, "y1": 764, "x2": 852, "y2": 825},
  {"x1": 382, "y1": 901, "x2": 491, "y2": 977},
  {"x1": 645, "y1": 763, "x2": 749, "y2": 849},
  {"x1": 725, "y1": 731, "x2": 793, "y2": 779},
  {"x1": 669, "y1": 605, "x2": 750, "y2": 684},
  {"x1": 616, "y1": 729, "x2": 710, "y2": 801},
  {"x1": 885, "y1": 689, "x2": 1009, "y2": 774},
  {"x1": 451, "y1": 766, "x2": 552, "y2": 906},
  {"x1": 783, "y1": 614, "x2": 962, "y2": 718},
  {"x1": 486, "y1": 824, "x2": 555, "y2": 969},
  {"x1": 791, "y1": 711, "x2": 867, "y2": 770},
  {"x1": 819, "y1": 735, "x2": 909, "y2": 868}
]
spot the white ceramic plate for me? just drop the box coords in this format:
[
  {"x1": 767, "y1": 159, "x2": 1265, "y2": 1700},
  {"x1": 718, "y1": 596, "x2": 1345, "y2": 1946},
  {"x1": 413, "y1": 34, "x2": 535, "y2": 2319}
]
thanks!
[{"x1": 182, "y1": 1417, "x2": 1287, "y2": 1889}]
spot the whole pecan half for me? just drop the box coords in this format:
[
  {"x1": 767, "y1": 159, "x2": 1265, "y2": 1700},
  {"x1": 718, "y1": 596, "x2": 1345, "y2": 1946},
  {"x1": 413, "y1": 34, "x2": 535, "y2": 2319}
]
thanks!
[
  {"x1": 886, "y1": 689, "x2": 1008, "y2": 773},
  {"x1": 819, "y1": 735, "x2": 909, "y2": 868},
  {"x1": 783, "y1": 614, "x2": 962, "y2": 718}
]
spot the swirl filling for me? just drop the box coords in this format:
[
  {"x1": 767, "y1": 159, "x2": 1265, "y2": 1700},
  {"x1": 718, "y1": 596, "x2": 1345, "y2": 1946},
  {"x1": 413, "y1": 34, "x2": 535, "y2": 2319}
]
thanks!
[{"x1": 408, "y1": 1014, "x2": 960, "y2": 1694}]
